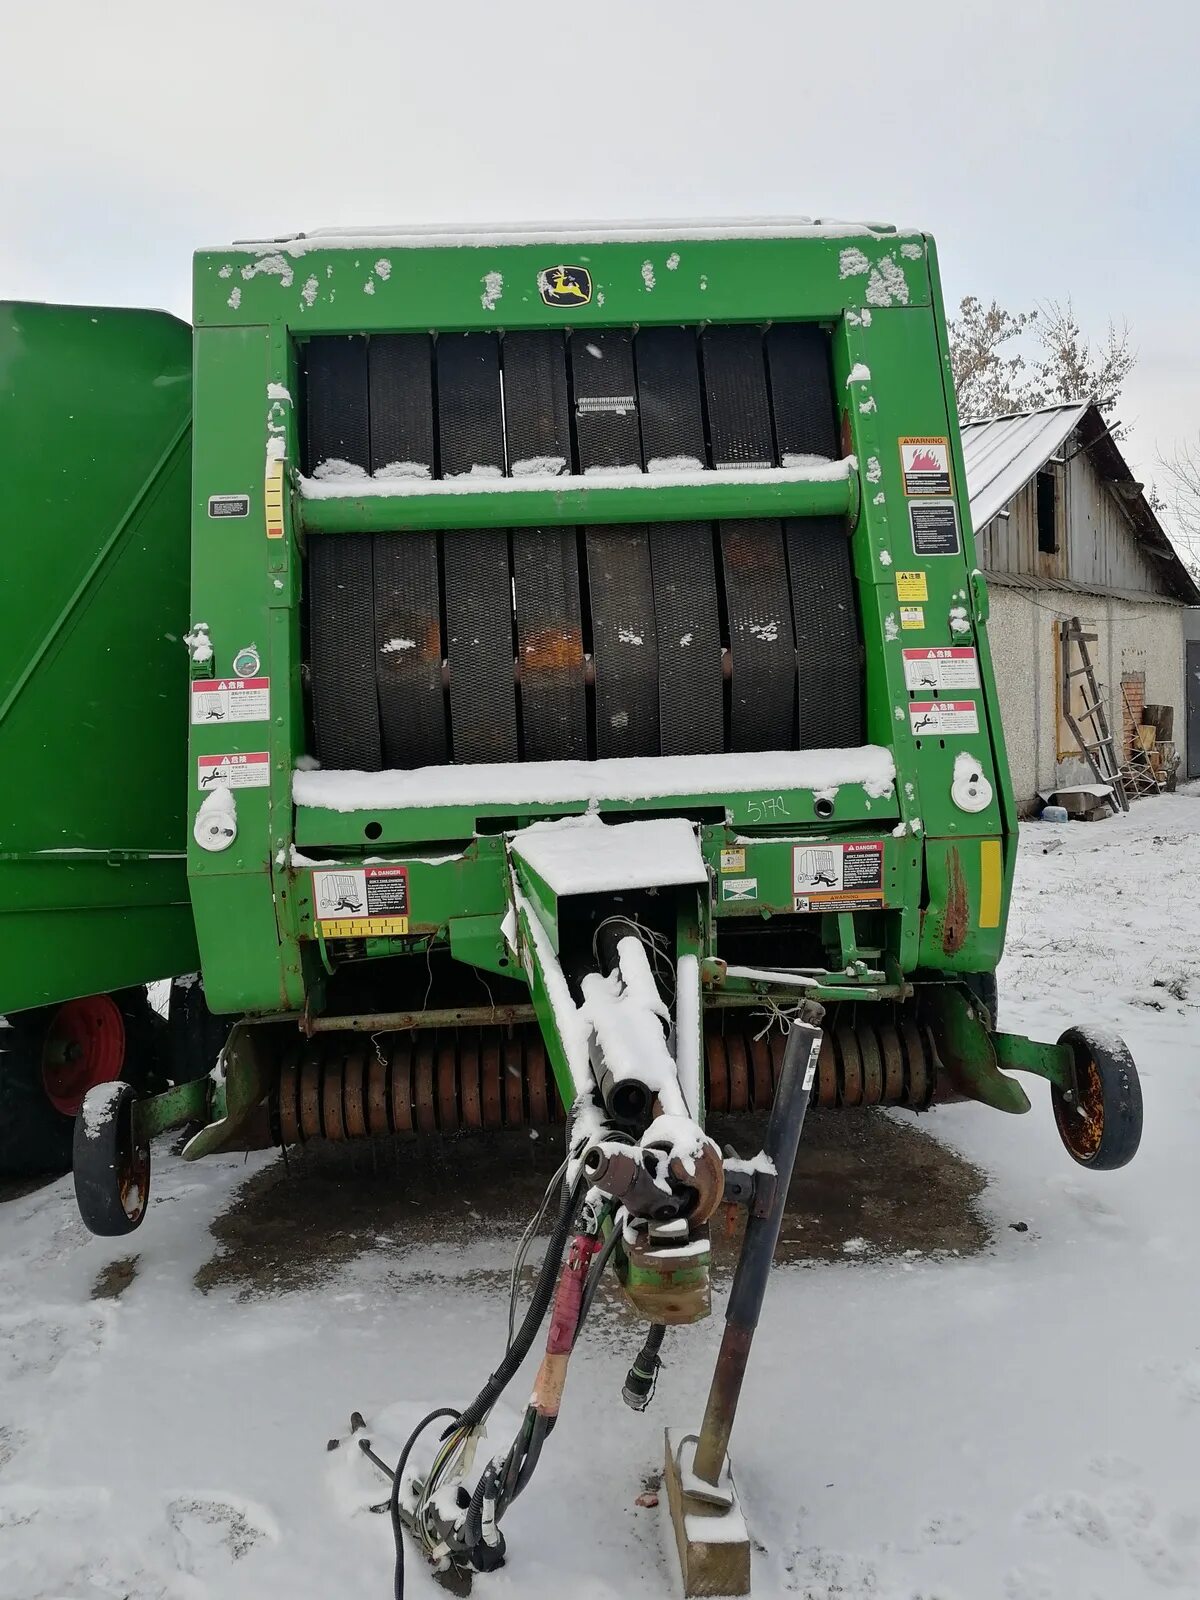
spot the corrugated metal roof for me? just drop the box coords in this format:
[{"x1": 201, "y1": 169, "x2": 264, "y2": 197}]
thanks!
[{"x1": 961, "y1": 403, "x2": 1089, "y2": 531}]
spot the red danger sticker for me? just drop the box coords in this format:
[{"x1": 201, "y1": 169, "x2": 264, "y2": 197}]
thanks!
[
  {"x1": 196, "y1": 752, "x2": 270, "y2": 790},
  {"x1": 901, "y1": 648, "x2": 979, "y2": 691},
  {"x1": 908, "y1": 700, "x2": 979, "y2": 736},
  {"x1": 191, "y1": 677, "x2": 270, "y2": 724}
]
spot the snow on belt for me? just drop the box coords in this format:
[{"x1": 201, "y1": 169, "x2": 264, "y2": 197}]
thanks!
[
  {"x1": 511, "y1": 816, "x2": 705, "y2": 895},
  {"x1": 293, "y1": 748, "x2": 897, "y2": 813},
  {"x1": 298, "y1": 458, "x2": 856, "y2": 501}
]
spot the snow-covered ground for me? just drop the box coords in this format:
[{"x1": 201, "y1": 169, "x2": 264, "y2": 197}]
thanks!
[{"x1": 3, "y1": 795, "x2": 1199, "y2": 1600}]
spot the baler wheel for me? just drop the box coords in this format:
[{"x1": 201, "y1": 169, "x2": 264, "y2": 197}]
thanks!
[
  {"x1": 1053, "y1": 1026, "x2": 1142, "y2": 1170},
  {"x1": 73, "y1": 1082, "x2": 150, "y2": 1236}
]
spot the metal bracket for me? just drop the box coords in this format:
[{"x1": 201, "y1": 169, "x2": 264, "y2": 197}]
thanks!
[{"x1": 921, "y1": 983, "x2": 1030, "y2": 1114}]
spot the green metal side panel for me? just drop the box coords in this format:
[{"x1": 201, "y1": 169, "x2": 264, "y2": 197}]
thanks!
[{"x1": 0, "y1": 302, "x2": 198, "y2": 1015}]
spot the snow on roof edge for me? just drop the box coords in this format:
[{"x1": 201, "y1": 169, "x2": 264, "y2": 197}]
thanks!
[{"x1": 212, "y1": 217, "x2": 922, "y2": 258}]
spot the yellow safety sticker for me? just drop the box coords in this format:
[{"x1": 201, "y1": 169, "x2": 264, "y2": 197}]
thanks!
[
  {"x1": 265, "y1": 456, "x2": 285, "y2": 540},
  {"x1": 720, "y1": 847, "x2": 746, "y2": 873},
  {"x1": 319, "y1": 917, "x2": 410, "y2": 938},
  {"x1": 896, "y1": 571, "x2": 928, "y2": 602},
  {"x1": 900, "y1": 606, "x2": 925, "y2": 629},
  {"x1": 979, "y1": 839, "x2": 1002, "y2": 928}
]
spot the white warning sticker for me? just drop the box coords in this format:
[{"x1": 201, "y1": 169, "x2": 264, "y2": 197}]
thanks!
[
  {"x1": 197, "y1": 752, "x2": 270, "y2": 790},
  {"x1": 191, "y1": 677, "x2": 271, "y2": 724},
  {"x1": 909, "y1": 700, "x2": 980, "y2": 736},
  {"x1": 901, "y1": 648, "x2": 979, "y2": 692},
  {"x1": 312, "y1": 866, "x2": 411, "y2": 937},
  {"x1": 721, "y1": 876, "x2": 758, "y2": 903},
  {"x1": 792, "y1": 841, "x2": 884, "y2": 911}
]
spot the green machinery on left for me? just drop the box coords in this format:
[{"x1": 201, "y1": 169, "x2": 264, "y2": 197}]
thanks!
[{"x1": 0, "y1": 302, "x2": 201, "y2": 1172}]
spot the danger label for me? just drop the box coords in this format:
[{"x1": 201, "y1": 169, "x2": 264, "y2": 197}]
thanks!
[
  {"x1": 792, "y1": 841, "x2": 884, "y2": 912},
  {"x1": 896, "y1": 570, "x2": 928, "y2": 602},
  {"x1": 197, "y1": 752, "x2": 269, "y2": 790},
  {"x1": 909, "y1": 499, "x2": 961, "y2": 556},
  {"x1": 909, "y1": 700, "x2": 980, "y2": 736},
  {"x1": 191, "y1": 677, "x2": 270, "y2": 724},
  {"x1": 902, "y1": 648, "x2": 979, "y2": 692},
  {"x1": 313, "y1": 866, "x2": 410, "y2": 937},
  {"x1": 899, "y1": 436, "x2": 952, "y2": 496}
]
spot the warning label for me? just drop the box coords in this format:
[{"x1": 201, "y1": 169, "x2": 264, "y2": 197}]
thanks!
[
  {"x1": 190, "y1": 677, "x2": 270, "y2": 724},
  {"x1": 899, "y1": 436, "x2": 952, "y2": 496},
  {"x1": 208, "y1": 494, "x2": 250, "y2": 519},
  {"x1": 900, "y1": 606, "x2": 925, "y2": 630},
  {"x1": 792, "y1": 841, "x2": 884, "y2": 912},
  {"x1": 909, "y1": 700, "x2": 980, "y2": 736},
  {"x1": 196, "y1": 752, "x2": 270, "y2": 790},
  {"x1": 721, "y1": 876, "x2": 758, "y2": 903},
  {"x1": 902, "y1": 648, "x2": 980, "y2": 692},
  {"x1": 909, "y1": 499, "x2": 961, "y2": 556},
  {"x1": 313, "y1": 866, "x2": 411, "y2": 938},
  {"x1": 896, "y1": 570, "x2": 928, "y2": 602},
  {"x1": 719, "y1": 847, "x2": 746, "y2": 873}
]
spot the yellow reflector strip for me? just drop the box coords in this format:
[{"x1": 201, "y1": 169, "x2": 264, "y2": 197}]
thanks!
[
  {"x1": 265, "y1": 457, "x2": 285, "y2": 539},
  {"x1": 979, "y1": 839, "x2": 1002, "y2": 928}
]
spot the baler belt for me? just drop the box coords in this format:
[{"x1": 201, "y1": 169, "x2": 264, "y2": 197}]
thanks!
[
  {"x1": 650, "y1": 523, "x2": 724, "y2": 755},
  {"x1": 308, "y1": 533, "x2": 383, "y2": 770},
  {"x1": 586, "y1": 528, "x2": 659, "y2": 758},
  {"x1": 785, "y1": 517, "x2": 863, "y2": 748},
  {"x1": 765, "y1": 323, "x2": 839, "y2": 463},
  {"x1": 501, "y1": 331, "x2": 572, "y2": 475},
  {"x1": 436, "y1": 333, "x2": 505, "y2": 478},
  {"x1": 701, "y1": 326, "x2": 776, "y2": 469},
  {"x1": 512, "y1": 529, "x2": 588, "y2": 761},
  {"x1": 635, "y1": 326, "x2": 706, "y2": 468},
  {"x1": 368, "y1": 334, "x2": 436, "y2": 477},
  {"x1": 568, "y1": 330, "x2": 642, "y2": 470},
  {"x1": 721, "y1": 520, "x2": 798, "y2": 751},
  {"x1": 305, "y1": 335, "x2": 370, "y2": 472},
  {"x1": 444, "y1": 531, "x2": 519, "y2": 762},
  {"x1": 373, "y1": 532, "x2": 447, "y2": 766}
]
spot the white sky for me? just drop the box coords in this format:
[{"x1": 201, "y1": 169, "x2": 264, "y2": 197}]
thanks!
[{"x1": 3, "y1": 0, "x2": 1196, "y2": 499}]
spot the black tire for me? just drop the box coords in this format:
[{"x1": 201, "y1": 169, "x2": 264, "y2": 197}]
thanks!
[
  {"x1": 963, "y1": 972, "x2": 999, "y2": 1029},
  {"x1": 167, "y1": 976, "x2": 233, "y2": 1085},
  {"x1": 1053, "y1": 1026, "x2": 1142, "y2": 1171},
  {"x1": 73, "y1": 1081, "x2": 150, "y2": 1235},
  {"x1": 0, "y1": 1017, "x2": 74, "y2": 1176}
]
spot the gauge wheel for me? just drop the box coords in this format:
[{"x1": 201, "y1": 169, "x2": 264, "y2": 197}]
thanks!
[
  {"x1": 1052, "y1": 1026, "x2": 1142, "y2": 1171},
  {"x1": 73, "y1": 1082, "x2": 150, "y2": 1235}
]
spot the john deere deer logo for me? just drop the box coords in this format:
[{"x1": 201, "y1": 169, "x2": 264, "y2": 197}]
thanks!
[{"x1": 538, "y1": 265, "x2": 592, "y2": 307}]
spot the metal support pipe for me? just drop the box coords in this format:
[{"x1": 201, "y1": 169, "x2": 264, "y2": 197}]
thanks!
[
  {"x1": 300, "y1": 1003, "x2": 538, "y2": 1035},
  {"x1": 691, "y1": 1021, "x2": 822, "y2": 1487}
]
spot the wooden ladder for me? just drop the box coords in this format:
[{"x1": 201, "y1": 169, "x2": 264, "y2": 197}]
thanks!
[{"x1": 1060, "y1": 618, "x2": 1129, "y2": 812}]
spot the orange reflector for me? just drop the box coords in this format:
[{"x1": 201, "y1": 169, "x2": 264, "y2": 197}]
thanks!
[{"x1": 979, "y1": 839, "x2": 1002, "y2": 928}]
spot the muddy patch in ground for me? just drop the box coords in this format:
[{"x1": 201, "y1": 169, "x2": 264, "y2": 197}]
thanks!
[
  {"x1": 197, "y1": 1108, "x2": 990, "y2": 1297},
  {"x1": 91, "y1": 1256, "x2": 139, "y2": 1300}
]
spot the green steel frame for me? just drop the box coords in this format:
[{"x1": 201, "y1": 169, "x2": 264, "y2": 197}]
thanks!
[{"x1": 182, "y1": 222, "x2": 1026, "y2": 1117}]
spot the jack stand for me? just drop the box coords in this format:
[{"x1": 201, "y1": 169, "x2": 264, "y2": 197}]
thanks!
[{"x1": 664, "y1": 1022, "x2": 821, "y2": 1597}]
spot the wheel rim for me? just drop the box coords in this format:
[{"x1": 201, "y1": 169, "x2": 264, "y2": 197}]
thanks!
[
  {"x1": 1053, "y1": 1057, "x2": 1105, "y2": 1161},
  {"x1": 41, "y1": 997, "x2": 125, "y2": 1117}
]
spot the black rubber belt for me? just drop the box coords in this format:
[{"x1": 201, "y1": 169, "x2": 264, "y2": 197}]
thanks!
[
  {"x1": 766, "y1": 324, "x2": 839, "y2": 463},
  {"x1": 308, "y1": 533, "x2": 382, "y2": 770},
  {"x1": 304, "y1": 335, "x2": 370, "y2": 473},
  {"x1": 501, "y1": 332, "x2": 586, "y2": 758},
  {"x1": 636, "y1": 327, "x2": 723, "y2": 755},
  {"x1": 304, "y1": 336, "x2": 380, "y2": 769},
  {"x1": 512, "y1": 529, "x2": 587, "y2": 761},
  {"x1": 785, "y1": 517, "x2": 863, "y2": 749},
  {"x1": 701, "y1": 326, "x2": 775, "y2": 468},
  {"x1": 570, "y1": 330, "x2": 658, "y2": 757},
  {"x1": 368, "y1": 333, "x2": 435, "y2": 476},
  {"x1": 721, "y1": 521, "x2": 797, "y2": 751},
  {"x1": 373, "y1": 533, "x2": 446, "y2": 767},
  {"x1": 502, "y1": 330, "x2": 572, "y2": 475},
  {"x1": 436, "y1": 333, "x2": 517, "y2": 762}
]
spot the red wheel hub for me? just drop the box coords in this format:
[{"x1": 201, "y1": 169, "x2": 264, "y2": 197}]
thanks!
[{"x1": 41, "y1": 996, "x2": 125, "y2": 1117}]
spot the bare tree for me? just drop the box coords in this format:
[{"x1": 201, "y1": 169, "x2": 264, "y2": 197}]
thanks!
[
  {"x1": 1157, "y1": 437, "x2": 1200, "y2": 577},
  {"x1": 949, "y1": 294, "x2": 1136, "y2": 429}
]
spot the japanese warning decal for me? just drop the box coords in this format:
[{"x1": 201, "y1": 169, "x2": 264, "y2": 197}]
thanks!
[
  {"x1": 902, "y1": 647, "x2": 980, "y2": 692},
  {"x1": 908, "y1": 700, "x2": 980, "y2": 736},
  {"x1": 898, "y1": 436, "x2": 952, "y2": 496},
  {"x1": 313, "y1": 866, "x2": 410, "y2": 938},
  {"x1": 792, "y1": 841, "x2": 884, "y2": 912},
  {"x1": 190, "y1": 677, "x2": 270, "y2": 724},
  {"x1": 196, "y1": 752, "x2": 269, "y2": 789}
]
